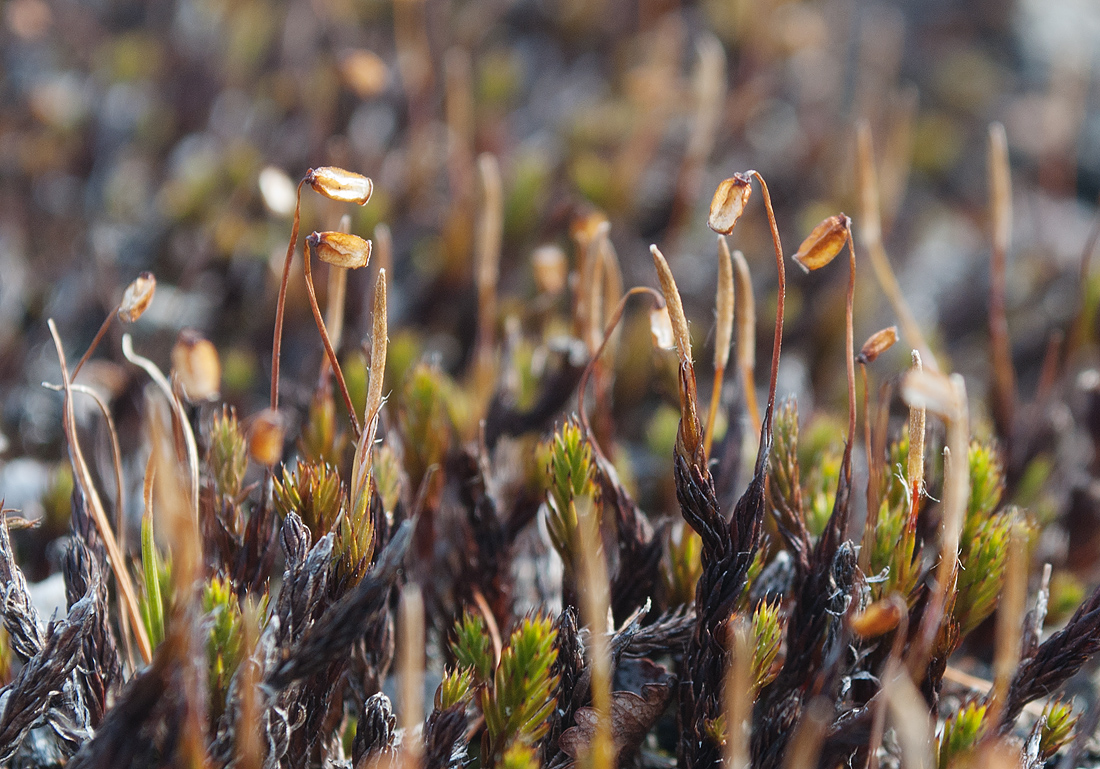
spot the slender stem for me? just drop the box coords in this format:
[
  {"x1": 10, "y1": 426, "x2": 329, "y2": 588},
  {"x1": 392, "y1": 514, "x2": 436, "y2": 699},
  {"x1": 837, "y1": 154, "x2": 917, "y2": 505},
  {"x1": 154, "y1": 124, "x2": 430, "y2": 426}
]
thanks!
[
  {"x1": 270, "y1": 179, "x2": 306, "y2": 411},
  {"x1": 122, "y1": 335, "x2": 199, "y2": 518},
  {"x1": 844, "y1": 224, "x2": 857, "y2": 449},
  {"x1": 41, "y1": 381, "x2": 127, "y2": 552},
  {"x1": 906, "y1": 376, "x2": 968, "y2": 679},
  {"x1": 730, "y1": 247, "x2": 760, "y2": 435},
  {"x1": 575, "y1": 494, "x2": 613, "y2": 769},
  {"x1": 750, "y1": 170, "x2": 785, "y2": 438},
  {"x1": 71, "y1": 313, "x2": 115, "y2": 380},
  {"x1": 988, "y1": 123, "x2": 1016, "y2": 442},
  {"x1": 1065, "y1": 202, "x2": 1100, "y2": 362},
  {"x1": 577, "y1": 287, "x2": 665, "y2": 464},
  {"x1": 43, "y1": 380, "x2": 132, "y2": 667},
  {"x1": 741, "y1": 364, "x2": 760, "y2": 434},
  {"x1": 859, "y1": 363, "x2": 875, "y2": 575},
  {"x1": 303, "y1": 240, "x2": 362, "y2": 440},
  {"x1": 703, "y1": 365, "x2": 724, "y2": 459},
  {"x1": 47, "y1": 320, "x2": 152, "y2": 663},
  {"x1": 856, "y1": 122, "x2": 938, "y2": 372}
]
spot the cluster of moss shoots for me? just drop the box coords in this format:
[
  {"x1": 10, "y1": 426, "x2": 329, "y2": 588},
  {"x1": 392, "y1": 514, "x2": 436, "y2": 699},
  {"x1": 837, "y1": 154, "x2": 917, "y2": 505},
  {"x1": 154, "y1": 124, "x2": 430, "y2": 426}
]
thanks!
[{"x1": 3, "y1": 124, "x2": 1098, "y2": 769}]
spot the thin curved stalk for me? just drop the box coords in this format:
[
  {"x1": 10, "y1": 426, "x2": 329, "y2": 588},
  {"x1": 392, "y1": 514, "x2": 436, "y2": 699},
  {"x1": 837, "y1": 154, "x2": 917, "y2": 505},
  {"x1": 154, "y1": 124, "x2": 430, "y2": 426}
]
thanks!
[
  {"x1": 844, "y1": 223, "x2": 857, "y2": 449},
  {"x1": 856, "y1": 123, "x2": 938, "y2": 372},
  {"x1": 303, "y1": 239, "x2": 362, "y2": 440},
  {"x1": 47, "y1": 320, "x2": 152, "y2": 664},
  {"x1": 749, "y1": 170, "x2": 786, "y2": 436},
  {"x1": 71, "y1": 313, "x2": 114, "y2": 380},
  {"x1": 577, "y1": 286, "x2": 666, "y2": 464},
  {"x1": 270, "y1": 178, "x2": 307, "y2": 411},
  {"x1": 42, "y1": 379, "x2": 134, "y2": 668},
  {"x1": 122, "y1": 335, "x2": 200, "y2": 518}
]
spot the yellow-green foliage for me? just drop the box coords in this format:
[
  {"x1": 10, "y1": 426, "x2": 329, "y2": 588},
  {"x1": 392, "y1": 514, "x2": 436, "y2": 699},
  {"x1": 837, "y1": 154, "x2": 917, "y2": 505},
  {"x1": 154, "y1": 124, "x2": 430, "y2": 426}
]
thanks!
[
  {"x1": 372, "y1": 443, "x2": 404, "y2": 524},
  {"x1": 1048, "y1": 572, "x2": 1087, "y2": 624},
  {"x1": 867, "y1": 433, "x2": 920, "y2": 603},
  {"x1": 451, "y1": 610, "x2": 495, "y2": 685},
  {"x1": 446, "y1": 611, "x2": 559, "y2": 766},
  {"x1": 482, "y1": 616, "x2": 559, "y2": 761},
  {"x1": 342, "y1": 349, "x2": 369, "y2": 423},
  {"x1": 953, "y1": 442, "x2": 1021, "y2": 637},
  {"x1": 868, "y1": 494, "x2": 919, "y2": 603},
  {"x1": 751, "y1": 600, "x2": 783, "y2": 693},
  {"x1": 769, "y1": 401, "x2": 841, "y2": 539},
  {"x1": 139, "y1": 512, "x2": 170, "y2": 650},
  {"x1": 208, "y1": 407, "x2": 248, "y2": 504},
  {"x1": 273, "y1": 462, "x2": 345, "y2": 537},
  {"x1": 299, "y1": 385, "x2": 347, "y2": 467},
  {"x1": 769, "y1": 400, "x2": 803, "y2": 522},
  {"x1": 937, "y1": 700, "x2": 988, "y2": 769},
  {"x1": 203, "y1": 575, "x2": 244, "y2": 720},
  {"x1": 499, "y1": 741, "x2": 540, "y2": 769},
  {"x1": 804, "y1": 450, "x2": 841, "y2": 538},
  {"x1": 666, "y1": 523, "x2": 703, "y2": 606},
  {"x1": 0, "y1": 626, "x2": 10, "y2": 686},
  {"x1": 1037, "y1": 700, "x2": 1077, "y2": 761},
  {"x1": 964, "y1": 441, "x2": 1004, "y2": 543},
  {"x1": 399, "y1": 362, "x2": 456, "y2": 488},
  {"x1": 438, "y1": 667, "x2": 475, "y2": 710},
  {"x1": 337, "y1": 474, "x2": 375, "y2": 586},
  {"x1": 544, "y1": 420, "x2": 597, "y2": 571}
]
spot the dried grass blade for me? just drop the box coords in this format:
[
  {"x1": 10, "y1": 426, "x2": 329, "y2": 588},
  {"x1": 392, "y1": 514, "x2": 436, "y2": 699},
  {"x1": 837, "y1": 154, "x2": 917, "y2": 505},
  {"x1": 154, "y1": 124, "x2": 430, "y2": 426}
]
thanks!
[{"x1": 49, "y1": 321, "x2": 151, "y2": 664}]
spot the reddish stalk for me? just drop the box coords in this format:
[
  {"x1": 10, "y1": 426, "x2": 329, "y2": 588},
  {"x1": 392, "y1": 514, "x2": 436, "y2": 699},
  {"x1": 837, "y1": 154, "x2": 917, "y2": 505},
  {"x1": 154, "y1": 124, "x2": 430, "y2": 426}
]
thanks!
[
  {"x1": 302, "y1": 239, "x2": 361, "y2": 440},
  {"x1": 749, "y1": 170, "x2": 786, "y2": 432},
  {"x1": 844, "y1": 223, "x2": 857, "y2": 451},
  {"x1": 270, "y1": 178, "x2": 307, "y2": 412},
  {"x1": 71, "y1": 314, "x2": 113, "y2": 380}
]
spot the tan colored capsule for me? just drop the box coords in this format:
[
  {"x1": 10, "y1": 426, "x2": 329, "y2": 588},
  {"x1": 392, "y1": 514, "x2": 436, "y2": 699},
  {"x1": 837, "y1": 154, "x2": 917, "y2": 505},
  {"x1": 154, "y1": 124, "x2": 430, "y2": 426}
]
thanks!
[
  {"x1": 649, "y1": 306, "x2": 675, "y2": 350},
  {"x1": 650, "y1": 245, "x2": 691, "y2": 363},
  {"x1": 707, "y1": 173, "x2": 752, "y2": 235},
  {"x1": 248, "y1": 409, "x2": 285, "y2": 466},
  {"x1": 857, "y1": 326, "x2": 898, "y2": 365},
  {"x1": 307, "y1": 231, "x2": 373, "y2": 269},
  {"x1": 118, "y1": 272, "x2": 156, "y2": 323},
  {"x1": 340, "y1": 50, "x2": 389, "y2": 99},
  {"x1": 792, "y1": 214, "x2": 850, "y2": 273},
  {"x1": 849, "y1": 597, "x2": 904, "y2": 638},
  {"x1": 171, "y1": 329, "x2": 221, "y2": 402},
  {"x1": 532, "y1": 245, "x2": 567, "y2": 296},
  {"x1": 305, "y1": 166, "x2": 373, "y2": 206}
]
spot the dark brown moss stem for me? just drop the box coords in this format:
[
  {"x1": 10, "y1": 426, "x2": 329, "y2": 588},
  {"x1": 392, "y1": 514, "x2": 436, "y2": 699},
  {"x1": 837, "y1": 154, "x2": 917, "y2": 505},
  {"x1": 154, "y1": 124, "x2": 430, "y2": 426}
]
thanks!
[{"x1": 270, "y1": 178, "x2": 306, "y2": 412}]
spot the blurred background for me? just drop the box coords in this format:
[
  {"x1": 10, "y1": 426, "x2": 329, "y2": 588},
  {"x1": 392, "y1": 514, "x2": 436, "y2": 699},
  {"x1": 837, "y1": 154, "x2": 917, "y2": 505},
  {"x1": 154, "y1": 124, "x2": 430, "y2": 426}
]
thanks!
[{"x1": 2, "y1": 0, "x2": 1100, "y2": 577}]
